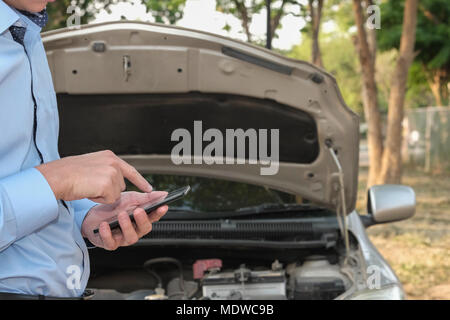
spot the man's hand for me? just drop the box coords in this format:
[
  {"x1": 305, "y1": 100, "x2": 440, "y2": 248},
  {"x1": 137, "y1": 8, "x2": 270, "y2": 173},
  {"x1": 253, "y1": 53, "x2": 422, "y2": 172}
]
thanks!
[
  {"x1": 81, "y1": 191, "x2": 168, "y2": 250},
  {"x1": 36, "y1": 150, "x2": 152, "y2": 204}
]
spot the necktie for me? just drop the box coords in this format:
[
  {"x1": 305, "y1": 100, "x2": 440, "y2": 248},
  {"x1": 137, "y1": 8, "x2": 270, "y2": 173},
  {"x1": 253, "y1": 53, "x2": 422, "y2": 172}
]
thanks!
[
  {"x1": 9, "y1": 25, "x2": 26, "y2": 45},
  {"x1": 9, "y1": 9, "x2": 48, "y2": 46}
]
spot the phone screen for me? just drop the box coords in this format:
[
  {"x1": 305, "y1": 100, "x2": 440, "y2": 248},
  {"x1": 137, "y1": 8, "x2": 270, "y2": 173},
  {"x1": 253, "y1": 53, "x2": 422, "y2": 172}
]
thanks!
[{"x1": 93, "y1": 186, "x2": 190, "y2": 234}]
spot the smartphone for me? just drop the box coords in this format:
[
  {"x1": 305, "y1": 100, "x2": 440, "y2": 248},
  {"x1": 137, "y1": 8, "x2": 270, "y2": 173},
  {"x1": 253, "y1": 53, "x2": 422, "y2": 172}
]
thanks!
[{"x1": 93, "y1": 185, "x2": 191, "y2": 234}]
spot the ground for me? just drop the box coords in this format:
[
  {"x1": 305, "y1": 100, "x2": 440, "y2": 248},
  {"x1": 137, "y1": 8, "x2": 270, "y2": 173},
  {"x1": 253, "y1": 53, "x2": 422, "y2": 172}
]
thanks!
[{"x1": 356, "y1": 167, "x2": 450, "y2": 300}]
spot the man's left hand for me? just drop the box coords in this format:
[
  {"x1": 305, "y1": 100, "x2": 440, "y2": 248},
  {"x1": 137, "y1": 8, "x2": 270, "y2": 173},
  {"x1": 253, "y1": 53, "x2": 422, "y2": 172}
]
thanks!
[{"x1": 81, "y1": 191, "x2": 168, "y2": 250}]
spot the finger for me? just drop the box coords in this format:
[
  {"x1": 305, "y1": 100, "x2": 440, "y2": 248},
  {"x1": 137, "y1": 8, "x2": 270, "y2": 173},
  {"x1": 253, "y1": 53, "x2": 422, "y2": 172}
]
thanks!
[
  {"x1": 133, "y1": 208, "x2": 152, "y2": 237},
  {"x1": 118, "y1": 173, "x2": 126, "y2": 192},
  {"x1": 111, "y1": 172, "x2": 125, "y2": 200},
  {"x1": 147, "y1": 205, "x2": 168, "y2": 223},
  {"x1": 112, "y1": 232, "x2": 124, "y2": 245},
  {"x1": 97, "y1": 174, "x2": 122, "y2": 204},
  {"x1": 116, "y1": 158, "x2": 152, "y2": 193},
  {"x1": 125, "y1": 190, "x2": 166, "y2": 206},
  {"x1": 115, "y1": 170, "x2": 127, "y2": 193},
  {"x1": 98, "y1": 222, "x2": 118, "y2": 250},
  {"x1": 117, "y1": 211, "x2": 139, "y2": 245}
]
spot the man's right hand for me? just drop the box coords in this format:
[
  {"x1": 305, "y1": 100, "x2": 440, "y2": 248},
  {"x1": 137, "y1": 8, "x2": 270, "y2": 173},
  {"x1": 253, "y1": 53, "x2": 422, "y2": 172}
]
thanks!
[{"x1": 36, "y1": 150, "x2": 152, "y2": 204}]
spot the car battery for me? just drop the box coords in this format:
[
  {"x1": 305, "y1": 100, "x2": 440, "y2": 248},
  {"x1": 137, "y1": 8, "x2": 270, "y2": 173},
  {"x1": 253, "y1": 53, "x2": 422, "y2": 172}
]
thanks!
[{"x1": 202, "y1": 265, "x2": 286, "y2": 300}]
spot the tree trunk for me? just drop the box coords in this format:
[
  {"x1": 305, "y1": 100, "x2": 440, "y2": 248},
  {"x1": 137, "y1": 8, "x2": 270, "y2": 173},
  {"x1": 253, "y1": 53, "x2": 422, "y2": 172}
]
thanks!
[
  {"x1": 366, "y1": 0, "x2": 377, "y2": 67},
  {"x1": 234, "y1": 1, "x2": 253, "y2": 42},
  {"x1": 352, "y1": 0, "x2": 383, "y2": 188},
  {"x1": 378, "y1": 0, "x2": 418, "y2": 184},
  {"x1": 425, "y1": 68, "x2": 447, "y2": 106},
  {"x1": 309, "y1": 0, "x2": 324, "y2": 68},
  {"x1": 270, "y1": 0, "x2": 288, "y2": 41},
  {"x1": 428, "y1": 72, "x2": 443, "y2": 106}
]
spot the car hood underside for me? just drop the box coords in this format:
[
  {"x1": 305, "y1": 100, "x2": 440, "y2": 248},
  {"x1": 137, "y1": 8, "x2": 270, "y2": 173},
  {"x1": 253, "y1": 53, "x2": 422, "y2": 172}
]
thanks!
[{"x1": 43, "y1": 21, "x2": 360, "y2": 213}]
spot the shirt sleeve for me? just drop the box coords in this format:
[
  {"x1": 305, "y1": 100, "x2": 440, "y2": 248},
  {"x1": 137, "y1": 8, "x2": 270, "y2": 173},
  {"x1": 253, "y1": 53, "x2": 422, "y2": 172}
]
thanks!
[
  {"x1": 0, "y1": 167, "x2": 59, "y2": 251},
  {"x1": 71, "y1": 198, "x2": 98, "y2": 230}
]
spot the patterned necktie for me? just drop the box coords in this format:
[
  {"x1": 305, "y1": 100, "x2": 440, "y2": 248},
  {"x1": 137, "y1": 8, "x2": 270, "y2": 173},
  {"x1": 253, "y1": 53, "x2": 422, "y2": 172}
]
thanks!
[{"x1": 9, "y1": 9, "x2": 48, "y2": 46}]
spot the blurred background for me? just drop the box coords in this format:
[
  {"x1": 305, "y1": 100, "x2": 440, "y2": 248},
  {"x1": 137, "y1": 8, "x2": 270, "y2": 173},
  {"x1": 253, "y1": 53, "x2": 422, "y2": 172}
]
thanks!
[{"x1": 44, "y1": 0, "x2": 449, "y2": 299}]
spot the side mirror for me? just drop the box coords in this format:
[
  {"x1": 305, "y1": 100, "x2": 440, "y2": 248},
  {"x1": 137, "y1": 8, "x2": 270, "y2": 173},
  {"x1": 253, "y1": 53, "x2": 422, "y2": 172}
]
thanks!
[{"x1": 362, "y1": 185, "x2": 416, "y2": 227}]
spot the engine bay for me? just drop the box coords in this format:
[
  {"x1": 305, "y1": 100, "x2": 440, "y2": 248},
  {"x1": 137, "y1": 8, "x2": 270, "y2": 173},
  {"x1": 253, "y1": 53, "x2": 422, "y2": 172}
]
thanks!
[{"x1": 87, "y1": 243, "x2": 357, "y2": 300}]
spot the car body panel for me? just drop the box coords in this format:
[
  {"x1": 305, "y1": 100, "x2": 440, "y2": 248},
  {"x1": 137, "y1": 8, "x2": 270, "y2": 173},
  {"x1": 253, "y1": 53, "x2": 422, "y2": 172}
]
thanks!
[{"x1": 43, "y1": 21, "x2": 360, "y2": 213}]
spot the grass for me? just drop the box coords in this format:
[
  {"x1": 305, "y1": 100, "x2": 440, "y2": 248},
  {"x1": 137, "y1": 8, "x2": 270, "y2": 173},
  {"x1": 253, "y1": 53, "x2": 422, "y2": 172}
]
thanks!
[{"x1": 357, "y1": 167, "x2": 450, "y2": 300}]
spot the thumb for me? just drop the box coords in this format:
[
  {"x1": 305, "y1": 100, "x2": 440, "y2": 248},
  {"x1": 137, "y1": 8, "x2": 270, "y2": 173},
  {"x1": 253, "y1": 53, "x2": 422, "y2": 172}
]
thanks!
[
  {"x1": 129, "y1": 190, "x2": 168, "y2": 206},
  {"x1": 144, "y1": 191, "x2": 168, "y2": 203}
]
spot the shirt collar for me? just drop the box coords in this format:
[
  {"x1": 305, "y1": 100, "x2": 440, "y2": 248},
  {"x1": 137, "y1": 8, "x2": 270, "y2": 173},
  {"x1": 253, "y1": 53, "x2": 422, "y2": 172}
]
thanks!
[
  {"x1": 19, "y1": 9, "x2": 48, "y2": 29},
  {"x1": 0, "y1": 0, "x2": 20, "y2": 34}
]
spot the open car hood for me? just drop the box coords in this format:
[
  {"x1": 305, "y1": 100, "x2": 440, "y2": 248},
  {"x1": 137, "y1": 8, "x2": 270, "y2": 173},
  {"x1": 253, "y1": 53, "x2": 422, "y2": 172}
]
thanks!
[{"x1": 42, "y1": 21, "x2": 359, "y2": 213}]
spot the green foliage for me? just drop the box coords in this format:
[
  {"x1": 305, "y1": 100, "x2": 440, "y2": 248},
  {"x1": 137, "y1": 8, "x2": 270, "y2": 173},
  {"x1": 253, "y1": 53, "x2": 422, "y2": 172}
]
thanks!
[
  {"x1": 374, "y1": 49, "x2": 395, "y2": 113},
  {"x1": 378, "y1": 0, "x2": 450, "y2": 105},
  {"x1": 45, "y1": 0, "x2": 127, "y2": 31},
  {"x1": 216, "y1": 0, "x2": 266, "y2": 17},
  {"x1": 46, "y1": 0, "x2": 186, "y2": 30},
  {"x1": 288, "y1": 34, "x2": 364, "y2": 115},
  {"x1": 143, "y1": 0, "x2": 186, "y2": 25},
  {"x1": 325, "y1": 0, "x2": 354, "y2": 34},
  {"x1": 216, "y1": 0, "x2": 303, "y2": 42},
  {"x1": 43, "y1": 0, "x2": 438, "y2": 110},
  {"x1": 378, "y1": 0, "x2": 450, "y2": 70},
  {"x1": 216, "y1": 0, "x2": 263, "y2": 42},
  {"x1": 406, "y1": 62, "x2": 436, "y2": 108}
]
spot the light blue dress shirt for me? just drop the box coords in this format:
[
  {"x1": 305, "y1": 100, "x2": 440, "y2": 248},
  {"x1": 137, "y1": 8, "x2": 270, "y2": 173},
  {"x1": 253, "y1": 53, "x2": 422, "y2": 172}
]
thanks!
[{"x1": 0, "y1": 1, "x2": 96, "y2": 297}]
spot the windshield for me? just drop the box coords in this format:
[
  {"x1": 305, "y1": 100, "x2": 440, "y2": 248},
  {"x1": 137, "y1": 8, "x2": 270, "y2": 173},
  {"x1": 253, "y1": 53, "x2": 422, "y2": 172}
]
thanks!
[{"x1": 127, "y1": 174, "x2": 333, "y2": 218}]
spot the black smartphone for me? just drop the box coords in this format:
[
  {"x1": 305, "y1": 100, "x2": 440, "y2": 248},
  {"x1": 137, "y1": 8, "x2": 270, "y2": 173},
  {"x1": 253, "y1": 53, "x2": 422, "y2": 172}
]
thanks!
[{"x1": 93, "y1": 185, "x2": 190, "y2": 234}]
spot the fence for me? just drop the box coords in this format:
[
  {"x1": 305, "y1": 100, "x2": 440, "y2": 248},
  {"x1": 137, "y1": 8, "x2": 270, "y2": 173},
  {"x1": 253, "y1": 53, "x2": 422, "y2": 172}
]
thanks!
[{"x1": 405, "y1": 107, "x2": 450, "y2": 173}]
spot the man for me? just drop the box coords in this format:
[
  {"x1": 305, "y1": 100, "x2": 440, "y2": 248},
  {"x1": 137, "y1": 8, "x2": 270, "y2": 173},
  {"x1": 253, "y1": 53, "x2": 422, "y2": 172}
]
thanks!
[{"x1": 0, "y1": 0, "x2": 168, "y2": 299}]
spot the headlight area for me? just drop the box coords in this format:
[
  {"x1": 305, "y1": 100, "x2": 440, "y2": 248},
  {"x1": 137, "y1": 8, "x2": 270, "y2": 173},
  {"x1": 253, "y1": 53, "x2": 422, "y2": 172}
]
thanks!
[{"x1": 346, "y1": 284, "x2": 405, "y2": 300}]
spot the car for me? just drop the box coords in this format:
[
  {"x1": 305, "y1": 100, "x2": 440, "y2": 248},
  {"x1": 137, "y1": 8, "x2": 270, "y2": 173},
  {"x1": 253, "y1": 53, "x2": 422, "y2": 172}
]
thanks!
[{"x1": 42, "y1": 21, "x2": 416, "y2": 300}]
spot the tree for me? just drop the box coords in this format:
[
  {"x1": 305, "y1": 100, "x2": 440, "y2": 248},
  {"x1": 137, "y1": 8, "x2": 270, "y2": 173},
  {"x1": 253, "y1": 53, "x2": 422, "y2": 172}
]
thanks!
[
  {"x1": 45, "y1": 0, "x2": 187, "y2": 31},
  {"x1": 217, "y1": 0, "x2": 326, "y2": 65},
  {"x1": 301, "y1": 0, "x2": 324, "y2": 67},
  {"x1": 309, "y1": 0, "x2": 324, "y2": 67},
  {"x1": 288, "y1": 34, "x2": 364, "y2": 114},
  {"x1": 216, "y1": 0, "x2": 302, "y2": 44},
  {"x1": 145, "y1": 0, "x2": 327, "y2": 68},
  {"x1": 45, "y1": 0, "x2": 127, "y2": 31},
  {"x1": 378, "y1": 0, "x2": 419, "y2": 184},
  {"x1": 268, "y1": 0, "x2": 301, "y2": 44},
  {"x1": 352, "y1": 0, "x2": 383, "y2": 188},
  {"x1": 143, "y1": 0, "x2": 187, "y2": 25},
  {"x1": 142, "y1": 0, "x2": 286, "y2": 45},
  {"x1": 352, "y1": 0, "x2": 419, "y2": 185},
  {"x1": 378, "y1": 0, "x2": 450, "y2": 106}
]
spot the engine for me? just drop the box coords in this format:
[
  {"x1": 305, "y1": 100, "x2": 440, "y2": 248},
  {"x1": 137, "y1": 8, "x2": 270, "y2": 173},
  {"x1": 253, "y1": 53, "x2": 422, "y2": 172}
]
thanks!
[
  {"x1": 201, "y1": 264, "x2": 286, "y2": 300},
  {"x1": 123, "y1": 256, "x2": 350, "y2": 300}
]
